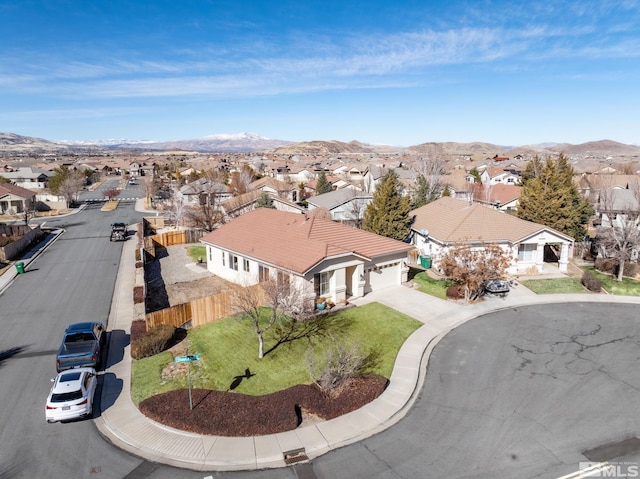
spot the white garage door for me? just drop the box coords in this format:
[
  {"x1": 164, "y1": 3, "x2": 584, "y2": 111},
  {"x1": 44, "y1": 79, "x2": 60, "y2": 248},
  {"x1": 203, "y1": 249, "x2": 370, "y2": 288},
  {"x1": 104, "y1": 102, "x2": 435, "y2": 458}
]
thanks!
[{"x1": 366, "y1": 262, "x2": 399, "y2": 292}]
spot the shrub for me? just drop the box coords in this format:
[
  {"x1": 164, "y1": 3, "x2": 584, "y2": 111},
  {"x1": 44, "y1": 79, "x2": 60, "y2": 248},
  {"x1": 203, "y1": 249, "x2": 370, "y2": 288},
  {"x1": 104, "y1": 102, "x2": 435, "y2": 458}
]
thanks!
[
  {"x1": 306, "y1": 340, "x2": 379, "y2": 397},
  {"x1": 130, "y1": 319, "x2": 147, "y2": 343},
  {"x1": 446, "y1": 284, "x2": 465, "y2": 300},
  {"x1": 581, "y1": 270, "x2": 602, "y2": 292},
  {"x1": 131, "y1": 323, "x2": 176, "y2": 359},
  {"x1": 133, "y1": 286, "x2": 144, "y2": 304},
  {"x1": 594, "y1": 257, "x2": 617, "y2": 275}
]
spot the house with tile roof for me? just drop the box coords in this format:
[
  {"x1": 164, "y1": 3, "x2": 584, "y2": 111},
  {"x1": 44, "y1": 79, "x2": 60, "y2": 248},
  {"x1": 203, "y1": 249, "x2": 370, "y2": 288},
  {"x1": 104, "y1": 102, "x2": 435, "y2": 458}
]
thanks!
[
  {"x1": 249, "y1": 177, "x2": 299, "y2": 202},
  {"x1": 0, "y1": 167, "x2": 52, "y2": 190},
  {"x1": 410, "y1": 197, "x2": 574, "y2": 275},
  {"x1": 474, "y1": 183, "x2": 522, "y2": 212},
  {"x1": 200, "y1": 208, "x2": 414, "y2": 305},
  {"x1": 0, "y1": 183, "x2": 36, "y2": 215},
  {"x1": 306, "y1": 187, "x2": 373, "y2": 226},
  {"x1": 220, "y1": 191, "x2": 305, "y2": 220},
  {"x1": 480, "y1": 166, "x2": 521, "y2": 186}
]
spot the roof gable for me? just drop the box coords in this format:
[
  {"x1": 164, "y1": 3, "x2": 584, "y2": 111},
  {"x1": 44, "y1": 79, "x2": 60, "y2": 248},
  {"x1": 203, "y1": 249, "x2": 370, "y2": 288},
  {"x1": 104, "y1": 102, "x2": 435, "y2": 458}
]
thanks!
[{"x1": 410, "y1": 196, "x2": 571, "y2": 243}]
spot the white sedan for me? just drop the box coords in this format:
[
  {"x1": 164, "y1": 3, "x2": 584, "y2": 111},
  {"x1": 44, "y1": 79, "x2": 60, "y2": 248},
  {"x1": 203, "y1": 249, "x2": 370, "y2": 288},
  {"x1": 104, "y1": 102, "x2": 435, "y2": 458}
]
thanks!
[{"x1": 45, "y1": 367, "x2": 97, "y2": 423}]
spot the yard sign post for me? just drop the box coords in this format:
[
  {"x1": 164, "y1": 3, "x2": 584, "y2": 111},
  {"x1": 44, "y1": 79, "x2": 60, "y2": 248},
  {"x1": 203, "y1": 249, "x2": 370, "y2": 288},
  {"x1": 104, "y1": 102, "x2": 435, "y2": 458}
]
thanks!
[{"x1": 173, "y1": 351, "x2": 201, "y2": 410}]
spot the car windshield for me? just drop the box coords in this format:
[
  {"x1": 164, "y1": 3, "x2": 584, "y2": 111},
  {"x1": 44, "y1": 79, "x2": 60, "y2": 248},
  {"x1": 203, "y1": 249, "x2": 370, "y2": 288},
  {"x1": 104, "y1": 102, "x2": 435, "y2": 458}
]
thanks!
[
  {"x1": 59, "y1": 371, "x2": 82, "y2": 382},
  {"x1": 65, "y1": 333, "x2": 94, "y2": 343},
  {"x1": 51, "y1": 390, "x2": 83, "y2": 402}
]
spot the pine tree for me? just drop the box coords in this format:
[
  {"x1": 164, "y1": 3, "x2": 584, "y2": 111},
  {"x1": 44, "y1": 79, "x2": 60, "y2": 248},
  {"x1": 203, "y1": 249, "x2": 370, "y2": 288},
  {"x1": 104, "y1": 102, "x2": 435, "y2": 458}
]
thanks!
[
  {"x1": 517, "y1": 154, "x2": 593, "y2": 240},
  {"x1": 255, "y1": 192, "x2": 275, "y2": 209},
  {"x1": 362, "y1": 170, "x2": 412, "y2": 240},
  {"x1": 316, "y1": 171, "x2": 332, "y2": 194}
]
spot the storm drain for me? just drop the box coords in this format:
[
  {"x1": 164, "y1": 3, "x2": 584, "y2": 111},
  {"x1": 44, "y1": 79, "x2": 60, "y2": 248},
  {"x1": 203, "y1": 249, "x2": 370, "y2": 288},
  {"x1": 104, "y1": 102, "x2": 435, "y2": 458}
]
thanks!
[{"x1": 284, "y1": 447, "x2": 309, "y2": 465}]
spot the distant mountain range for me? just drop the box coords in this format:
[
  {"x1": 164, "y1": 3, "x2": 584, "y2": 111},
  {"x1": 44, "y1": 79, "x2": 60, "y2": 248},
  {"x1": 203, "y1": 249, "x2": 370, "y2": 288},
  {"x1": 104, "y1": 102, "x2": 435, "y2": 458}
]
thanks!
[
  {"x1": 0, "y1": 132, "x2": 292, "y2": 154},
  {"x1": 1, "y1": 132, "x2": 640, "y2": 159}
]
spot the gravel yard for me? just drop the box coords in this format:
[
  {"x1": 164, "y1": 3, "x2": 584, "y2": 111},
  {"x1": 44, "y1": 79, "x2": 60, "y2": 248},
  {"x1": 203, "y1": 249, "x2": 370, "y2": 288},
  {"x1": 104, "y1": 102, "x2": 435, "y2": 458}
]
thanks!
[{"x1": 144, "y1": 244, "x2": 233, "y2": 312}]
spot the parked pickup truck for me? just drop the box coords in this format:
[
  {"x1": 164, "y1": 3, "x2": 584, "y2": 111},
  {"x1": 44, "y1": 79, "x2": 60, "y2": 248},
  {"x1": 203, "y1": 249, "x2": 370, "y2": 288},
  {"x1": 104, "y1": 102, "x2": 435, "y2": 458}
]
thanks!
[{"x1": 56, "y1": 322, "x2": 107, "y2": 372}]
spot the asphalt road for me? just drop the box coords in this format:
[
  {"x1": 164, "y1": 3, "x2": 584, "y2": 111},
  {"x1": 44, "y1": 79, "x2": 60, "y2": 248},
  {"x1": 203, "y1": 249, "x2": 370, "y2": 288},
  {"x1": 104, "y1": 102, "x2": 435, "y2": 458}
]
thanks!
[
  {"x1": 2, "y1": 197, "x2": 639, "y2": 478},
  {"x1": 313, "y1": 302, "x2": 640, "y2": 479},
  {"x1": 0, "y1": 201, "x2": 144, "y2": 479}
]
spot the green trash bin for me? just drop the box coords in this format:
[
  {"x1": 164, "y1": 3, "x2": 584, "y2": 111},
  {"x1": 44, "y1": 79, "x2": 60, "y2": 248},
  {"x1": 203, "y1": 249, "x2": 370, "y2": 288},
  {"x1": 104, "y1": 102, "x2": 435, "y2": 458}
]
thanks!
[
  {"x1": 420, "y1": 256, "x2": 432, "y2": 269},
  {"x1": 15, "y1": 261, "x2": 25, "y2": 274}
]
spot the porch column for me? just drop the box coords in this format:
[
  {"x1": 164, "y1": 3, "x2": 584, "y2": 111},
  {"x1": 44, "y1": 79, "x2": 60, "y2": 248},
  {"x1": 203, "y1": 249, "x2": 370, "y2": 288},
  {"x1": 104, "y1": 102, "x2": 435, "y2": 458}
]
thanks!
[
  {"x1": 536, "y1": 241, "x2": 545, "y2": 273},
  {"x1": 558, "y1": 242, "x2": 569, "y2": 273}
]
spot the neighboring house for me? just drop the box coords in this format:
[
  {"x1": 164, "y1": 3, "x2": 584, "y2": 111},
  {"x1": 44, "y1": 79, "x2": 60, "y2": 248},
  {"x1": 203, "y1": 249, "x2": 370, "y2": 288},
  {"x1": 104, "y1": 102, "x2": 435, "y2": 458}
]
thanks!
[
  {"x1": 306, "y1": 188, "x2": 373, "y2": 226},
  {"x1": 363, "y1": 165, "x2": 415, "y2": 193},
  {"x1": 480, "y1": 167, "x2": 521, "y2": 186},
  {"x1": 220, "y1": 191, "x2": 305, "y2": 220},
  {"x1": 178, "y1": 178, "x2": 232, "y2": 207},
  {"x1": 474, "y1": 184, "x2": 522, "y2": 212},
  {"x1": 0, "y1": 167, "x2": 52, "y2": 190},
  {"x1": 249, "y1": 177, "x2": 298, "y2": 202},
  {"x1": 200, "y1": 208, "x2": 414, "y2": 305},
  {"x1": 0, "y1": 183, "x2": 36, "y2": 215},
  {"x1": 129, "y1": 162, "x2": 141, "y2": 177},
  {"x1": 410, "y1": 197, "x2": 574, "y2": 275},
  {"x1": 596, "y1": 188, "x2": 640, "y2": 229}
]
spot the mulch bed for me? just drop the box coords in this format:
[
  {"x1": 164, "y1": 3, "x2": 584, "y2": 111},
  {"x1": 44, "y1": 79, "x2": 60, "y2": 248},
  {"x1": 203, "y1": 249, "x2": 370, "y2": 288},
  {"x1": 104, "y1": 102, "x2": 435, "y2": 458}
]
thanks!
[{"x1": 139, "y1": 375, "x2": 388, "y2": 436}]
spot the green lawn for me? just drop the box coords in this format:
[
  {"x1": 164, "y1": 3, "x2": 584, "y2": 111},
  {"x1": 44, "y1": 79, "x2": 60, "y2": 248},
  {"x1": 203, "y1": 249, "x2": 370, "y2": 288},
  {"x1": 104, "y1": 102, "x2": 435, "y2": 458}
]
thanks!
[
  {"x1": 519, "y1": 277, "x2": 589, "y2": 294},
  {"x1": 585, "y1": 267, "x2": 640, "y2": 296},
  {"x1": 131, "y1": 302, "x2": 422, "y2": 405},
  {"x1": 186, "y1": 244, "x2": 206, "y2": 262},
  {"x1": 519, "y1": 267, "x2": 640, "y2": 295},
  {"x1": 411, "y1": 271, "x2": 454, "y2": 299}
]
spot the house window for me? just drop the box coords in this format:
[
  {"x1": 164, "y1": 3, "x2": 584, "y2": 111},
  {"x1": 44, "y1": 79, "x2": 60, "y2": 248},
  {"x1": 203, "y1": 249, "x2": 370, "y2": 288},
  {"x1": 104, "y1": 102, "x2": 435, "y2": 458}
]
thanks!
[
  {"x1": 259, "y1": 265, "x2": 270, "y2": 282},
  {"x1": 518, "y1": 243, "x2": 536, "y2": 262},
  {"x1": 277, "y1": 271, "x2": 290, "y2": 288},
  {"x1": 229, "y1": 253, "x2": 238, "y2": 271},
  {"x1": 222, "y1": 251, "x2": 225, "y2": 266},
  {"x1": 243, "y1": 258, "x2": 250, "y2": 272},
  {"x1": 209, "y1": 248, "x2": 212, "y2": 262},
  {"x1": 315, "y1": 271, "x2": 331, "y2": 297}
]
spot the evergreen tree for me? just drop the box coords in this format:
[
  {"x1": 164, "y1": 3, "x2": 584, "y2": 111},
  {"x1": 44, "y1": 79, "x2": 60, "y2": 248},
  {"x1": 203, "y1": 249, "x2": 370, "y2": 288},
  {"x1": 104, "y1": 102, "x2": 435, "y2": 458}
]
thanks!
[
  {"x1": 411, "y1": 174, "x2": 440, "y2": 209},
  {"x1": 517, "y1": 154, "x2": 593, "y2": 240},
  {"x1": 362, "y1": 170, "x2": 412, "y2": 241},
  {"x1": 255, "y1": 192, "x2": 276, "y2": 209},
  {"x1": 316, "y1": 171, "x2": 332, "y2": 194}
]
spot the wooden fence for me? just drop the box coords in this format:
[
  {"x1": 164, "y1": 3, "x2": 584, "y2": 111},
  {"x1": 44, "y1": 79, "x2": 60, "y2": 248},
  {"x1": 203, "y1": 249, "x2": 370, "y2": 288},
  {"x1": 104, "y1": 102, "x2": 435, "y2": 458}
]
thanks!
[
  {"x1": 149, "y1": 229, "x2": 207, "y2": 247},
  {"x1": 144, "y1": 285, "x2": 266, "y2": 331}
]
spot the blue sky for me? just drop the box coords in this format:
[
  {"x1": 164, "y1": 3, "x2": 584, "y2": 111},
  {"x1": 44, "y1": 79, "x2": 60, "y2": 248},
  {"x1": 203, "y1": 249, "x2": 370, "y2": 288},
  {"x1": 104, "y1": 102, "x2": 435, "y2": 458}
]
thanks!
[{"x1": 1, "y1": 0, "x2": 639, "y2": 146}]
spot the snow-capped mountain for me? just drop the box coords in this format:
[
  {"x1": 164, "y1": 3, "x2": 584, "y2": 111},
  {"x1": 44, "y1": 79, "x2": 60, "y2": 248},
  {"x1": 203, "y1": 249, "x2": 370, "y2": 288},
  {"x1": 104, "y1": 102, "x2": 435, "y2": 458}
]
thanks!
[{"x1": 53, "y1": 132, "x2": 291, "y2": 153}]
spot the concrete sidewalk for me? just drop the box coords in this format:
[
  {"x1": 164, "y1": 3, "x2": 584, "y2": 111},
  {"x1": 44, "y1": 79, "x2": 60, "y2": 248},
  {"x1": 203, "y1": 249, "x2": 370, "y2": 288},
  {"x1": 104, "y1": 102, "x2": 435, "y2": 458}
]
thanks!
[{"x1": 93, "y1": 236, "x2": 640, "y2": 472}]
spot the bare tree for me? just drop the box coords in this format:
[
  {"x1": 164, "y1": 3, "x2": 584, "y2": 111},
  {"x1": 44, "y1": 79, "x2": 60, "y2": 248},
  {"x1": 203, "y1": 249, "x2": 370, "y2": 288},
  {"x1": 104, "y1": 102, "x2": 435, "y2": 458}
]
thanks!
[
  {"x1": 596, "y1": 186, "x2": 640, "y2": 281},
  {"x1": 440, "y1": 242, "x2": 512, "y2": 301},
  {"x1": 232, "y1": 275, "x2": 315, "y2": 359},
  {"x1": 410, "y1": 153, "x2": 446, "y2": 208},
  {"x1": 58, "y1": 170, "x2": 86, "y2": 207},
  {"x1": 104, "y1": 188, "x2": 120, "y2": 201},
  {"x1": 182, "y1": 170, "x2": 228, "y2": 231},
  {"x1": 345, "y1": 189, "x2": 369, "y2": 228},
  {"x1": 229, "y1": 165, "x2": 255, "y2": 196}
]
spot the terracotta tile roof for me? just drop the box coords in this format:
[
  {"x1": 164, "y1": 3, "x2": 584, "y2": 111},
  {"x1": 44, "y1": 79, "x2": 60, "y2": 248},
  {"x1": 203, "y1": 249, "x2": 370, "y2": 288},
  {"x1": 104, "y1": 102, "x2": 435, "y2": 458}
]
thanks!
[
  {"x1": 0, "y1": 182, "x2": 36, "y2": 198},
  {"x1": 201, "y1": 208, "x2": 413, "y2": 274},
  {"x1": 410, "y1": 196, "x2": 571, "y2": 243},
  {"x1": 484, "y1": 184, "x2": 522, "y2": 204}
]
